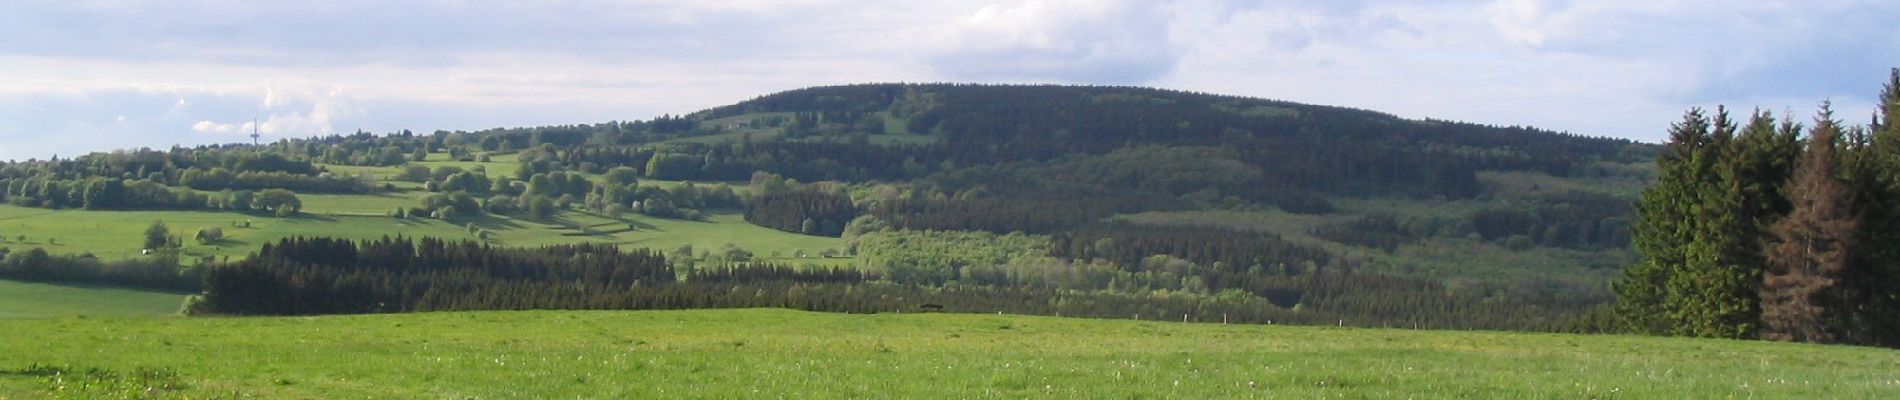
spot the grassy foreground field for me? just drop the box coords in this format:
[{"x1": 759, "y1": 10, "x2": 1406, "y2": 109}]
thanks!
[{"x1": 2, "y1": 309, "x2": 1895, "y2": 399}]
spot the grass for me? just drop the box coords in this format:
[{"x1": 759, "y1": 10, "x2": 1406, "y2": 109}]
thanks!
[
  {"x1": 0, "y1": 206, "x2": 479, "y2": 262},
  {"x1": 0, "y1": 308, "x2": 1894, "y2": 398},
  {"x1": 319, "y1": 151, "x2": 521, "y2": 182},
  {"x1": 0, "y1": 280, "x2": 185, "y2": 319},
  {"x1": 412, "y1": 152, "x2": 522, "y2": 178},
  {"x1": 0, "y1": 203, "x2": 844, "y2": 267},
  {"x1": 299, "y1": 191, "x2": 429, "y2": 215},
  {"x1": 501, "y1": 209, "x2": 848, "y2": 264},
  {"x1": 0, "y1": 143, "x2": 848, "y2": 262}
]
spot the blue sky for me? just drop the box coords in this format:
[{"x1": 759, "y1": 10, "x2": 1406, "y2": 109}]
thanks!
[{"x1": 1, "y1": 0, "x2": 1895, "y2": 161}]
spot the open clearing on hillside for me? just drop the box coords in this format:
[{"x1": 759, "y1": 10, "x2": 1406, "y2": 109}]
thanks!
[
  {"x1": 0, "y1": 150, "x2": 847, "y2": 264},
  {"x1": 0, "y1": 280, "x2": 184, "y2": 319},
  {"x1": 0, "y1": 204, "x2": 846, "y2": 266},
  {"x1": 1, "y1": 309, "x2": 1895, "y2": 398}
]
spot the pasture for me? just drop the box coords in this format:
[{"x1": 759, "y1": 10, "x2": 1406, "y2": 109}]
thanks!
[
  {"x1": 0, "y1": 308, "x2": 1894, "y2": 398},
  {"x1": 0, "y1": 280, "x2": 184, "y2": 319},
  {"x1": 0, "y1": 203, "x2": 845, "y2": 266}
]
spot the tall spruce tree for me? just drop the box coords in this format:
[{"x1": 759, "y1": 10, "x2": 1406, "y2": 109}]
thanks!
[
  {"x1": 1760, "y1": 104, "x2": 1857, "y2": 343},
  {"x1": 1875, "y1": 68, "x2": 1900, "y2": 346},
  {"x1": 1621, "y1": 108, "x2": 1793, "y2": 338},
  {"x1": 1670, "y1": 107, "x2": 1767, "y2": 338},
  {"x1": 1680, "y1": 108, "x2": 1802, "y2": 338},
  {"x1": 1729, "y1": 110, "x2": 1801, "y2": 234},
  {"x1": 1840, "y1": 68, "x2": 1900, "y2": 346},
  {"x1": 1619, "y1": 109, "x2": 1715, "y2": 335}
]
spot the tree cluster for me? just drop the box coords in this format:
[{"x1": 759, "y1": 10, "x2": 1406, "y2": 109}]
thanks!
[
  {"x1": 1056, "y1": 222, "x2": 1333, "y2": 277},
  {"x1": 744, "y1": 189, "x2": 855, "y2": 236},
  {"x1": 197, "y1": 237, "x2": 675, "y2": 315},
  {"x1": 0, "y1": 176, "x2": 298, "y2": 216},
  {"x1": 0, "y1": 247, "x2": 201, "y2": 291},
  {"x1": 1618, "y1": 70, "x2": 1900, "y2": 347}
]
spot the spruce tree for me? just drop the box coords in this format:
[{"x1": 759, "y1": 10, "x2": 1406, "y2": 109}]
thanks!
[
  {"x1": 1840, "y1": 68, "x2": 1900, "y2": 346},
  {"x1": 1874, "y1": 68, "x2": 1900, "y2": 345},
  {"x1": 1760, "y1": 104, "x2": 1857, "y2": 343},
  {"x1": 1619, "y1": 109, "x2": 1713, "y2": 334},
  {"x1": 1621, "y1": 107, "x2": 1794, "y2": 338},
  {"x1": 1670, "y1": 107, "x2": 1763, "y2": 338}
]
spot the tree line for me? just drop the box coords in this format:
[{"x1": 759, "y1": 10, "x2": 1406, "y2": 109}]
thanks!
[
  {"x1": 1055, "y1": 222, "x2": 1334, "y2": 276},
  {"x1": 0, "y1": 176, "x2": 302, "y2": 215},
  {"x1": 0, "y1": 248, "x2": 201, "y2": 292},
  {"x1": 1617, "y1": 69, "x2": 1900, "y2": 347},
  {"x1": 196, "y1": 237, "x2": 674, "y2": 315},
  {"x1": 176, "y1": 235, "x2": 1602, "y2": 332}
]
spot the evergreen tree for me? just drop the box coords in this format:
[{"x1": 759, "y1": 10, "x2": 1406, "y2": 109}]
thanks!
[
  {"x1": 1872, "y1": 68, "x2": 1900, "y2": 345},
  {"x1": 1618, "y1": 109, "x2": 1716, "y2": 335},
  {"x1": 1840, "y1": 68, "x2": 1900, "y2": 346},
  {"x1": 1670, "y1": 107, "x2": 1761, "y2": 338},
  {"x1": 1760, "y1": 104, "x2": 1858, "y2": 343}
]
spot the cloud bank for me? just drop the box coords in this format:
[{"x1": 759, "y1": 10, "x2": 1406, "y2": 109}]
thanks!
[{"x1": 0, "y1": 0, "x2": 1894, "y2": 160}]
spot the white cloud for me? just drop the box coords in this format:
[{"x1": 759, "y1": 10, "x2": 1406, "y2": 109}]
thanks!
[
  {"x1": 1487, "y1": 0, "x2": 1548, "y2": 46},
  {"x1": 0, "y1": 0, "x2": 1896, "y2": 161},
  {"x1": 194, "y1": 85, "x2": 364, "y2": 137},
  {"x1": 191, "y1": 120, "x2": 238, "y2": 133},
  {"x1": 927, "y1": 0, "x2": 1181, "y2": 83},
  {"x1": 261, "y1": 85, "x2": 290, "y2": 109}
]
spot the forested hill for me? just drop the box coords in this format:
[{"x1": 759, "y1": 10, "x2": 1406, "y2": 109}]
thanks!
[
  {"x1": 1, "y1": 82, "x2": 1661, "y2": 331},
  {"x1": 706, "y1": 83, "x2": 1639, "y2": 159},
  {"x1": 692, "y1": 83, "x2": 1653, "y2": 197}
]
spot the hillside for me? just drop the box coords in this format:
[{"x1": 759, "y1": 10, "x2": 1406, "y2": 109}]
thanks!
[
  {"x1": 1, "y1": 309, "x2": 1893, "y2": 398},
  {"x1": 0, "y1": 83, "x2": 1655, "y2": 331}
]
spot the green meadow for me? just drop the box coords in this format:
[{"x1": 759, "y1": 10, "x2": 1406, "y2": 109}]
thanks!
[
  {"x1": 0, "y1": 202, "x2": 845, "y2": 266},
  {"x1": 0, "y1": 308, "x2": 1894, "y2": 398},
  {"x1": 0, "y1": 205, "x2": 479, "y2": 262},
  {"x1": 0, "y1": 150, "x2": 847, "y2": 265},
  {"x1": 0, "y1": 280, "x2": 184, "y2": 319}
]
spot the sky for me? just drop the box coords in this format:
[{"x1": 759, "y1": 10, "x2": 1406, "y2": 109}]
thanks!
[{"x1": 2, "y1": 0, "x2": 1896, "y2": 161}]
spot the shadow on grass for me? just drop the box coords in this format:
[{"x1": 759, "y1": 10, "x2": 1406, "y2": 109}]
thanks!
[
  {"x1": 281, "y1": 213, "x2": 337, "y2": 222},
  {"x1": 0, "y1": 279, "x2": 197, "y2": 295},
  {"x1": 442, "y1": 214, "x2": 528, "y2": 231},
  {"x1": 183, "y1": 238, "x2": 251, "y2": 257}
]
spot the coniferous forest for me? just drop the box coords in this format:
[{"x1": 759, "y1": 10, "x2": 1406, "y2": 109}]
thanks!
[
  {"x1": 189, "y1": 236, "x2": 1594, "y2": 331},
  {"x1": 1616, "y1": 69, "x2": 1900, "y2": 347}
]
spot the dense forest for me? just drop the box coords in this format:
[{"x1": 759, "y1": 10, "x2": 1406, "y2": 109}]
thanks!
[
  {"x1": 1617, "y1": 69, "x2": 1900, "y2": 347},
  {"x1": 182, "y1": 236, "x2": 1597, "y2": 331}
]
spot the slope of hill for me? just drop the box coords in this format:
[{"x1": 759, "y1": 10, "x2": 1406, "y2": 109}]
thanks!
[
  {"x1": 0, "y1": 83, "x2": 1655, "y2": 330},
  {"x1": 1, "y1": 309, "x2": 1893, "y2": 398}
]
